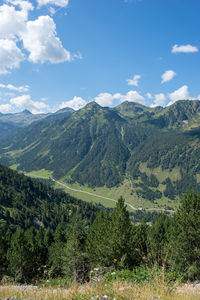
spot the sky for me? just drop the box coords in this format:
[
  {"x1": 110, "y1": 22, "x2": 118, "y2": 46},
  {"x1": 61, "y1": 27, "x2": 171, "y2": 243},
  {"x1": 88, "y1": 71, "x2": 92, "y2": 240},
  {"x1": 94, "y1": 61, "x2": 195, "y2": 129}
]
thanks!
[{"x1": 0, "y1": 0, "x2": 200, "y2": 114}]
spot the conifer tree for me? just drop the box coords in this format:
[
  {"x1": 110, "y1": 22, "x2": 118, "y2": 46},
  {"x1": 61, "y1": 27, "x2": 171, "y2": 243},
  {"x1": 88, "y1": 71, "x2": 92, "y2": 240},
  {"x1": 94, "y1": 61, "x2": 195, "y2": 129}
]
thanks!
[
  {"x1": 87, "y1": 197, "x2": 136, "y2": 270},
  {"x1": 169, "y1": 191, "x2": 200, "y2": 280},
  {"x1": 7, "y1": 228, "x2": 30, "y2": 282},
  {"x1": 86, "y1": 211, "x2": 111, "y2": 267},
  {"x1": 62, "y1": 213, "x2": 87, "y2": 282},
  {"x1": 147, "y1": 214, "x2": 170, "y2": 267},
  {"x1": 109, "y1": 196, "x2": 134, "y2": 269}
]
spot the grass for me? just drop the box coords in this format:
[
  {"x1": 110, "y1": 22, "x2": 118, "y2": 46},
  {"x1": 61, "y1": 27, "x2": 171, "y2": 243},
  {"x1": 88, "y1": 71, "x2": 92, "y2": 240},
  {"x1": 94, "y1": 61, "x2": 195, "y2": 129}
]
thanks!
[
  {"x1": 139, "y1": 163, "x2": 181, "y2": 182},
  {"x1": 0, "y1": 280, "x2": 200, "y2": 299},
  {"x1": 18, "y1": 168, "x2": 177, "y2": 213},
  {"x1": 23, "y1": 169, "x2": 53, "y2": 179},
  {"x1": 10, "y1": 164, "x2": 178, "y2": 213}
]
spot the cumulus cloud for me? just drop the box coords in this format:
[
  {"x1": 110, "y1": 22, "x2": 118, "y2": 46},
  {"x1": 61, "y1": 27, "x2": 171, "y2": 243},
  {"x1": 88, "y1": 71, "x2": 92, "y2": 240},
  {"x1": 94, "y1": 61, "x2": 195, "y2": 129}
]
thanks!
[
  {"x1": 10, "y1": 94, "x2": 49, "y2": 113},
  {"x1": 118, "y1": 90, "x2": 145, "y2": 104},
  {"x1": 127, "y1": 75, "x2": 141, "y2": 86},
  {"x1": 0, "y1": 0, "x2": 78, "y2": 73},
  {"x1": 59, "y1": 96, "x2": 87, "y2": 110},
  {"x1": 171, "y1": 44, "x2": 198, "y2": 53},
  {"x1": 94, "y1": 93, "x2": 115, "y2": 106},
  {"x1": 151, "y1": 93, "x2": 167, "y2": 107},
  {"x1": 0, "y1": 39, "x2": 24, "y2": 74},
  {"x1": 0, "y1": 2, "x2": 33, "y2": 39},
  {"x1": 37, "y1": 0, "x2": 69, "y2": 8},
  {"x1": 94, "y1": 90, "x2": 145, "y2": 106},
  {"x1": 0, "y1": 83, "x2": 29, "y2": 92},
  {"x1": 146, "y1": 92, "x2": 152, "y2": 99},
  {"x1": 161, "y1": 70, "x2": 176, "y2": 84},
  {"x1": 21, "y1": 15, "x2": 71, "y2": 64},
  {"x1": 0, "y1": 103, "x2": 12, "y2": 113},
  {"x1": 167, "y1": 85, "x2": 191, "y2": 106}
]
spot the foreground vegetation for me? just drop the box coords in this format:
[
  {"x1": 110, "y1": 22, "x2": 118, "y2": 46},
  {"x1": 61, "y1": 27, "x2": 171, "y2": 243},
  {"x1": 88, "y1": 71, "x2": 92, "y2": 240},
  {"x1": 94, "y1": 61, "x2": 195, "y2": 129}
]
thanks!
[
  {"x1": 1, "y1": 165, "x2": 200, "y2": 299},
  {"x1": 1, "y1": 279, "x2": 200, "y2": 299}
]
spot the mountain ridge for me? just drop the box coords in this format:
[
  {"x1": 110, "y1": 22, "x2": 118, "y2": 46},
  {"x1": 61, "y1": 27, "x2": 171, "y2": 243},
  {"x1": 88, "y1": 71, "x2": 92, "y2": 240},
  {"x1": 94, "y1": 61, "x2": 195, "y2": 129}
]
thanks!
[{"x1": 1, "y1": 99, "x2": 200, "y2": 208}]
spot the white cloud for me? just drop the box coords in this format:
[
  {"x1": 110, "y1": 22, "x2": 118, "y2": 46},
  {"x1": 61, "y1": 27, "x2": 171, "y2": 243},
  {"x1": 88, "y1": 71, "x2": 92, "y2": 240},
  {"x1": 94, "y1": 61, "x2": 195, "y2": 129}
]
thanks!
[
  {"x1": 0, "y1": 83, "x2": 29, "y2": 92},
  {"x1": 0, "y1": 103, "x2": 12, "y2": 113},
  {"x1": 146, "y1": 92, "x2": 152, "y2": 99},
  {"x1": 10, "y1": 94, "x2": 49, "y2": 113},
  {"x1": 161, "y1": 70, "x2": 176, "y2": 84},
  {"x1": 127, "y1": 74, "x2": 141, "y2": 86},
  {"x1": 0, "y1": 2, "x2": 33, "y2": 39},
  {"x1": 49, "y1": 6, "x2": 56, "y2": 15},
  {"x1": 0, "y1": 0, "x2": 78, "y2": 72},
  {"x1": 151, "y1": 93, "x2": 167, "y2": 107},
  {"x1": 37, "y1": 0, "x2": 69, "y2": 8},
  {"x1": 0, "y1": 39, "x2": 24, "y2": 74},
  {"x1": 171, "y1": 44, "x2": 198, "y2": 53},
  {"x1": 118, "y1": 90, "x2": 145, "y2": 104},
  {"x1": 21, "y1": 15, "x2": 71, "y2": 64},
  {"x1": 94, "y1": 93, "x2": 115, "y2": 106},
  {"x1": 59, "y1": 96, "x2": 87, "y2": 110},
  {"x1": 94, "y1": 90, "x2": 145, "y2": 106},
  {"x1": 167, "y1": 85, "x2": 191, "y2": 106}
]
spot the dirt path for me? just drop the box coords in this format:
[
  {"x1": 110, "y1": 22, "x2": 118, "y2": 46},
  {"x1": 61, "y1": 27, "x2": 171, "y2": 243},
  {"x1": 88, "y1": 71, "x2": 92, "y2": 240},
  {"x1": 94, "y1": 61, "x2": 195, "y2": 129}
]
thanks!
[
  {"x1": 54, "y1": 179, "x2": 137, "y2": 211},
  {"x1": 54, "y1": 179, "x2": 174, "y2": 213}
]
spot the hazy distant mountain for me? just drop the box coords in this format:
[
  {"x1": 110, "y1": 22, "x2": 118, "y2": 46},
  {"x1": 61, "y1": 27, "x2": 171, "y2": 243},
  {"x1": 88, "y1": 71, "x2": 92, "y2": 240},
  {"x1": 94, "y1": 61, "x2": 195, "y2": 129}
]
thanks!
[
  {"x1": 0, "y1": 100, "x2": 200, "y2": 203},
  {"x1": 0, "y1": 107, "x2": 74, "y2": 127},
  {"x1": 0, "y1": 107, "x2": 74, "y2": 140}
]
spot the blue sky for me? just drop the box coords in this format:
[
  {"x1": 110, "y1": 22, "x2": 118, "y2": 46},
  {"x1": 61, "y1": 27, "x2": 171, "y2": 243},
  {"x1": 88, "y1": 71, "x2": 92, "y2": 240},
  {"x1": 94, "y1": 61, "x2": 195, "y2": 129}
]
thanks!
[{"x1": 0, "y1": 0, "x2": 199, "y2": 113}]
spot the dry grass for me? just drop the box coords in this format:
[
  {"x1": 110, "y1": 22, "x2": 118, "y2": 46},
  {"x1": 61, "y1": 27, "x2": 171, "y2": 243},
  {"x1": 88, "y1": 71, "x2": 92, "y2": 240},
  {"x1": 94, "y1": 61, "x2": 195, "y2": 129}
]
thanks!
[{"x1": 1, "y1": 280, "x2": 200, "y2": 300}]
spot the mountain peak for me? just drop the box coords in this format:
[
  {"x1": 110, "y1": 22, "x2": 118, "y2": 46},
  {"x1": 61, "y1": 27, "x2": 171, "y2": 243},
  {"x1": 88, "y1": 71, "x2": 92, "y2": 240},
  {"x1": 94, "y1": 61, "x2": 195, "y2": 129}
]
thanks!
[
  {"x1": 21, "y1": 109, "x2": 32, "y2": 115},
  {"x1": 84, "y1": 101, "x2": 101, "y2": 110}
]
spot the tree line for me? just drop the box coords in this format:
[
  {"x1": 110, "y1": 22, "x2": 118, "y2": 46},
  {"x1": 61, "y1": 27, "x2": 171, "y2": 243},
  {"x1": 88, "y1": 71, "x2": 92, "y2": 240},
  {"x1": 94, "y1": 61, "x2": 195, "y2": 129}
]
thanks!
[{"x1": 1, "y1": 191, "x2": 200, "y2": 283}]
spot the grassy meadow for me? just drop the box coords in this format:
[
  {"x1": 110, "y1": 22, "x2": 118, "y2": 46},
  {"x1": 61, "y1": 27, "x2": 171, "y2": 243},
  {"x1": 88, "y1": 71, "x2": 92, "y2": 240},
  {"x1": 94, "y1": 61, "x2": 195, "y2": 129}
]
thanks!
[{"x1": 0, "y1": 280, "x2": 200, "y2": 300}]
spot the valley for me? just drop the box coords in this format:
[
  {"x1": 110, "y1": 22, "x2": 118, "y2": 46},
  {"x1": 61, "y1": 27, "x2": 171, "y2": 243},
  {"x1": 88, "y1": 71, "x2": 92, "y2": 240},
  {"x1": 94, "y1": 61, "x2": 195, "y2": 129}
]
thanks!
[{"x1": 1, "y1": 100, "x2": 200, "y2": 211}]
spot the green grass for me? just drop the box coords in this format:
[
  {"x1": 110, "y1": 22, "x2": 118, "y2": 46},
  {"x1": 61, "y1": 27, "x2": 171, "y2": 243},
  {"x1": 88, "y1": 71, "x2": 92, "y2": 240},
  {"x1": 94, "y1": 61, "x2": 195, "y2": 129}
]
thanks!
[
  {"x1": 16, "y1": 168, "x2": 178, "y2": 213},
  {"x1": 23, "y1": 169, "x2": 53, "y2": 179},
  {"x1": 9, "y1": 164, "x2": 20, "y2": 170},
  {"x1": 139, "y1": 163, "x2": 181, "y2": 182}
]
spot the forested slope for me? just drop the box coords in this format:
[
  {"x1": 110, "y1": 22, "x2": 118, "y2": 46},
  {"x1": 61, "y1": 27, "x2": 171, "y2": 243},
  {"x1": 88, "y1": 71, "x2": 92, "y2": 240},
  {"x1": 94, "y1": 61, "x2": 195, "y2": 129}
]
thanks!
[
  {"x1": 1, "y1": 100, "x2": 200, "y2": 203},
  {"x1": 0, "y1": 165, "x2": 101, "y2": 230}
]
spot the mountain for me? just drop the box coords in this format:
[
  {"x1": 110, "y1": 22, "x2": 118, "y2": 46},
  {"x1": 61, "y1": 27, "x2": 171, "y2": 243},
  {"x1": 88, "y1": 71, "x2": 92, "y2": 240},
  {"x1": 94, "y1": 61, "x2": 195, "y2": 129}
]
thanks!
[
  {"x1": 0, "y1": 107, "x2": 74, "y2": 140},
  {"x1": 0, "y1": 100, "x2": 200, "y2": 207},
  {"x1": 0, "y1": 164, "x2": 100, "y2": 230},
  {"x1": 0, "y1": 121, "x2": 19, "y2": 141},
  {"x1": 0, "y1": 107, "x2": 74, "y2": 127}
]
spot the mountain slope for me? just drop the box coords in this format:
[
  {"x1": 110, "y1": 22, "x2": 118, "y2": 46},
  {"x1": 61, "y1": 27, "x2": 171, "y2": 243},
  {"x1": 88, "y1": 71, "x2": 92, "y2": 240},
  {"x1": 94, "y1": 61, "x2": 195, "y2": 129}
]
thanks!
[
  {"x1": 0, "y1": 164, "x2": 100, "y2": 230},
  {"x1": 1, "y1": 100, "x2": 200, "y2": 206},
  {"x1": 0, "y1": 108, "x2": 74, "y2": 127},
  {"x1": 0, "y1": 107, "x2": 74, "y2": 141}
]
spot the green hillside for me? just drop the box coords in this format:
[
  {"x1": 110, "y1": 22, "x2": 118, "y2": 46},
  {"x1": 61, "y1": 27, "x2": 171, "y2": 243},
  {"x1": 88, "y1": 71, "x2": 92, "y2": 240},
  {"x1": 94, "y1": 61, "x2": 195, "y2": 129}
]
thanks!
[
  {"x1": 0, "y1": 164, "x2": 101, "y2": 230},
  {"x1": 1, "y1": 100, "x2": 200, "y2": 208}
]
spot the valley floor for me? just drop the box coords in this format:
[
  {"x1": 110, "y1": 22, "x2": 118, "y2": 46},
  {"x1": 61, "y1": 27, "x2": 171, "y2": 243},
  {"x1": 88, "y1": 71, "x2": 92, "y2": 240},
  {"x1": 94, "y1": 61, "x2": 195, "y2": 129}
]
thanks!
[{"x1": 1, "y1": 282, "x2": 200, "y2": 300}]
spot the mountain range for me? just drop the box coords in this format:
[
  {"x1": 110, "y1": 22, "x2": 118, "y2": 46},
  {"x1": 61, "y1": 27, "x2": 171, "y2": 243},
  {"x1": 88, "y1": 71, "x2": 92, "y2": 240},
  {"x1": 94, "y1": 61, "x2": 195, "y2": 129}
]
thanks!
[
  {"x1": 0, "y1": 100, "x2": 200, "y2": 209},
  {"x1": 0, "y1": 107, "x2": 74, "y2": 140}
]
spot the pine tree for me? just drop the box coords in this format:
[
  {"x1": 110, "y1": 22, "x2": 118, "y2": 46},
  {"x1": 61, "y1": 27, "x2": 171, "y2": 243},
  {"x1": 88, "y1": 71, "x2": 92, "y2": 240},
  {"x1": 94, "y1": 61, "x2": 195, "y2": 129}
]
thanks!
[
  {"x1": 86, "y1": 197, "x2": 136, "y2": 270},
  {"x1": 86, "y1": 211, "x2": 111, "y2": 267},
  {"x1": 62, "y1": 213, "x2": 88, "y2": 282},
  {"x1": 109, "y1": 196, "x2": 134, "y2": 269},
  {"x1": 169, "y1": 191, "x2": 200, "y2": 280},
  {"x1": 48, "y1": 223, "x2": 68, "y2": 277},
  {"x1": 147, "y1": 214, "x2": 170, "y2": 268},
  {"x1": 7, "y1": 228, "x2": 30, "y2": 282}
]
